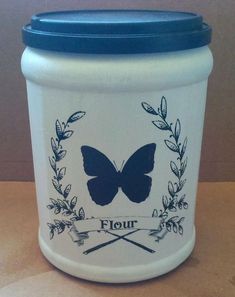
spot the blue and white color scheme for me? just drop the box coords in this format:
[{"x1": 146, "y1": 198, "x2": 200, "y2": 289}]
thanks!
[{"x1": 21, "y1": 10, "x2": 213, "y2": 283}]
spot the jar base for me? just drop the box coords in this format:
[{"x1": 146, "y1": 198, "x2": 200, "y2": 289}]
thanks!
[{"x1": 39, "y1": 228, "x2": 195, "y2": 283}]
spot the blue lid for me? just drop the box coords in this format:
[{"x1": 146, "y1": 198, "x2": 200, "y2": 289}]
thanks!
[{"x1": 22, "y1": 10, "x2": 212, "y2": 54}]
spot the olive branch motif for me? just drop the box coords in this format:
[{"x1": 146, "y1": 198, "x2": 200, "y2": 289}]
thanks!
[
  {"x1": 46, "y1": 98, "x2": 188, "y2": 247},
  {"x1": 142, "y1": 96, "x2": 188, "y2": 241},
  {"x1": 46, "y1": 111, "x2": 86, "y2": 239}
]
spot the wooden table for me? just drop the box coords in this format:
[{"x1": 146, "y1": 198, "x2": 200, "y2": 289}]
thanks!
[{"x1": 0, "y1": 182, "x2": 234, "y2": 296}]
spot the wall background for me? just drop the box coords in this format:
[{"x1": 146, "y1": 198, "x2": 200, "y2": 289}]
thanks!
[{"x1": 0, "y1": 0, "x2": 234, "y2": 181}]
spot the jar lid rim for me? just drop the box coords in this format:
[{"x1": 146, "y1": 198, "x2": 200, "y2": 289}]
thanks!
[{"x1": 22, "y1": 10, "x2": 212, "y2": 54}]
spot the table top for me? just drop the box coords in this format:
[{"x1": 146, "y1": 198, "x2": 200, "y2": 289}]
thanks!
[{"x1": 0, "y1": 182, "x2": 234, "y2": 297}]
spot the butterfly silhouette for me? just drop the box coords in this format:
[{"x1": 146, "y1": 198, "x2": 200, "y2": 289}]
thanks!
[{"x1": 81, "y1": 143, "x2": 156, "y2": 206}]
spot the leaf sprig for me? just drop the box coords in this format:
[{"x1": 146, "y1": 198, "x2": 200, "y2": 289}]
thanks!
[
  {"x1": 47, "y1": 111, "x2": 86, "y2": 239},
  {"x1": 142, "y1": 97, "x2": 188, "y2": 238}
]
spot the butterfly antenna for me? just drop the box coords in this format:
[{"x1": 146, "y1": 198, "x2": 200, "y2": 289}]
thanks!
[
  {"x1": 121, "y1": 160, "x2": 125, "y2": 171},
  {"x1": 113, "y1": 160, "x2": 118, "y2": 171}
]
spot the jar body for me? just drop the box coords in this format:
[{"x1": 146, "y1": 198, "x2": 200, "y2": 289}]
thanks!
[{"x1": 21, "y1": 46, "x2": 213, "y2": 283}]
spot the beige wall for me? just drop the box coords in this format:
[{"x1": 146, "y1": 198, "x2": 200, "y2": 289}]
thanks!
[{"x1": 0, "y1": 0, "x2": 234, "y2": 181}]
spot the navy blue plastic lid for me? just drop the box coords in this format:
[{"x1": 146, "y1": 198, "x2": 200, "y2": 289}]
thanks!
[{"x1": 22, "y1": 10, "x2": 212, "y2": 54}]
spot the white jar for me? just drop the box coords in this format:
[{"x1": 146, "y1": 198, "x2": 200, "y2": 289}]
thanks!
[{"x1": 21, "y1": 10, "x2": 213, "y2": 283}]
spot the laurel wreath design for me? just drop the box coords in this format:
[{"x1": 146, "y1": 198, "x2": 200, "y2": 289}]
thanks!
[
  {"x1": 46, "y1": 111, "x2": 86, "y2": 239},
  {"x1": 142, "y1": 96, "x2": 188, "y2": 241},
  {"x1": 46, "y1": 97, "x2": 188, "y2": 245}
]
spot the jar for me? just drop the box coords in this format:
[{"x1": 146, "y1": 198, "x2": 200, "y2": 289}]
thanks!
[{"x1": 21, "y1": 10, "x2": 213, "y2": 283}]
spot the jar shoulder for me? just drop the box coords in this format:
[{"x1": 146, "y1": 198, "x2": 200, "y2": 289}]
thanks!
[{"x1": 21, "y1": 47, "x2": 213, "y2": 92}]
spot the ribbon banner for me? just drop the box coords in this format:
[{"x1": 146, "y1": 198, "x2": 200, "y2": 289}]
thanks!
[
  {"x1": 73, "y1": 216, "x2": 161, "y2": 233},
  {"x1": 68, "y1": 216, "x2": 163, "y2": 254}
]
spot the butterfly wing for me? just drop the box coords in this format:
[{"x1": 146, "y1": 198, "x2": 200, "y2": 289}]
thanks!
[
  {"x1": 121, "y1": 143, "x2": 156, "y2": 203},
  {"x1": 122, "y1": 175, "x2": 152, "y2": 203},
  {"x1": 81, "y1": 146, "x2": 118, "y2": 206},
  {"x1": 122, "y1": 143, "x2": 156, "y2": 175},
  {"x1": 87, "y1": 177, "x2": 118, "y2": 206},
  {"x1": 81, "y1": 146, "x2": 117, "y2": 177}
]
